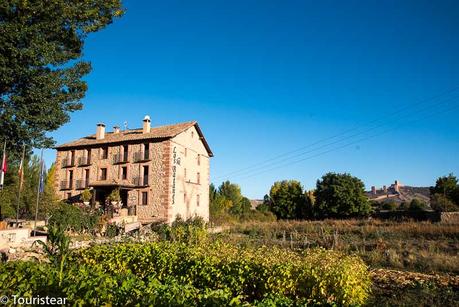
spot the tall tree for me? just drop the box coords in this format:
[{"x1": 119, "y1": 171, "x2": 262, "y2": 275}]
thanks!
[
  {"x1": 314, "y1": 172, "x2": 371, "y2": 218},
  {"x1": 218, "y1": 181, "x2": 243, "y2": 210},
  {"x1": 430, "y1": 174, "x2": 458, "y2": 199},
  {"x1": 0, "y1": 0, "x2": 124, "y2": 155},
  {"x1": 268, "y1": 180, "x2": 307, "y2": 219}
]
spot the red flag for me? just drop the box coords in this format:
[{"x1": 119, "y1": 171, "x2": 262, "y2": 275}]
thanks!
[{"x1": 1, "y1": 153, "x2": 6, "y2": 173}]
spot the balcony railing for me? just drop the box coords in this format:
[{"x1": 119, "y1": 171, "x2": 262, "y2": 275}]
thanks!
[
  {"x1": 133, "y1": 176, "x2": 149, "y2": 187},
  {"x1": 113, "y1": 153, "x2": 129, "y2": 164},
  {"x1": 61, "y1": 158, "x2": 75, "y2": 168},
  {"x1": 60, "y1": 180, "x2": 73, "y2": 190},
  {"x1": 133, "y1": 151, "x2": 150, "y2": 162},
  {"x1": 76, "y1": 179, "x2": 89, "y2": 190},
  {"x1": 78, "y1": 156, "x2": 91, "y2": 166}
]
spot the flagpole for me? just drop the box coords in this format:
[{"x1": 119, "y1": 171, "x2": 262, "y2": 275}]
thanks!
[
  {"x1": 15, "y1": 144, "x2": 26, "y2": 224},
  {"x1": 33, "y1": 149, "x2": 44, "y2": 236},
  {"x1": 0, "y1": 139, "x2": 6, "y2": 221},
  {"x1": 0, "y1": 139, "x2": 6, "y2": 191}
]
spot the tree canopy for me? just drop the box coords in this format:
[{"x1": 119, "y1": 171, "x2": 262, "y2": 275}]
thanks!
[
  {"x1": 314, "y1": 172, "x2": 371, "y2": 218},
  {"x1": 430, "y1": 173, "x2": 459, "y2": 211},
  {"x1": 266, "y1": 180, "x2": 311, "y2": 219},
  {"x1": 0, "y1": 0, "x2": 124, "y2": 155}
]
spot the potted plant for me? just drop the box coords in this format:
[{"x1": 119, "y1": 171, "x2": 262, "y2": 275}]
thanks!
[
  {"x1": 81, "y1": 188, "x2": 92, "y2": 206},
  {"x1": 108, "y1": 188, "x2": 121, "y2": 206}
]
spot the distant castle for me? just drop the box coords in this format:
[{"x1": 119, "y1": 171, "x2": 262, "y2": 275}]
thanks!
[{"x1": 370, "y1": 180, "x2": 402, "y2": 197}]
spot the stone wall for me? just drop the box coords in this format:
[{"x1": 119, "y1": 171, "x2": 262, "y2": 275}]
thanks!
[{"x1": 440, "y1": 212, "x2": 459, "y2": 224}]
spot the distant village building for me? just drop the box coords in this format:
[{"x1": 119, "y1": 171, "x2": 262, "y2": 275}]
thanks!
[{"x1": 54, "y1": 116, "x2": 213, "y2": 224}]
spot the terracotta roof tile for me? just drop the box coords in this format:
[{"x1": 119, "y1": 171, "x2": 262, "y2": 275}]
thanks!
[
  {"x1": 56, "y1": 120, "x2": 213, "y2": 157},
  {"x1": 56, "y1": 121, "x2": 194, "y2": 148}
]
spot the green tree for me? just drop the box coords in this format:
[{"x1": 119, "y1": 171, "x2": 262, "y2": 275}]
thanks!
[
  {"x1": 218, "y1": 181, "x2": 243, "y2": 208},
  {"x1": 0, "y1": 0, "x2": 124, "y2": 155},
  {"x1": 430, "y1": 193, "x2": 458, "y2": 212},
  {"x1": 268, "y1": 180, "x2": 307, "y2": 219},
  {"x1": 430, "y1": 174, "x2": 458, "y2": 199},
  {"x1": 0, "y1": 155, "x2": 57, "y2": 219},
  {"x1": 314, "y1": 172, "x2": 371, "y2": 218}
]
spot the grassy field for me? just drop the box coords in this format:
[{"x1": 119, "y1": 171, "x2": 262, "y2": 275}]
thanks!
[{"x1": 216, "y1": 219, "x2": 459, "y2": 306}]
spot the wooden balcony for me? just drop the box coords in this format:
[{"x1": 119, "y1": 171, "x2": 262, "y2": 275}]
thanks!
[
  {"x1": 76, "y1": 180, "x2": 89, "y2": 190},
  {"x1": 78, "y1": 156, "x2": 91, "y2": 166},
  {"x1": 61, "y1": 158, "x2": 75, "y2": 168},
  {"x1": 132, "y1": 176, "x2": 149, "y2": 187},
  {"x1": 133, "y1": 151, "x2": 150, "y2": 162},
  {"x1": 113, "y1": 153, "x2": 129, "y2": 164},
  {"x1": 60, "y1": 180, "x2": 73, "y2": 190}
]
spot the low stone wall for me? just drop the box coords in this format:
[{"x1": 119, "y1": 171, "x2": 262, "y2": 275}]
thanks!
[{"x1": 439, "y1": 212, "x2": 459, "y2": 224}]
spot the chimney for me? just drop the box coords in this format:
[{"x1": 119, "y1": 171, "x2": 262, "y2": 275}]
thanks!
[
  {"x1": 383, "y1": 185, "x2": 387, "y2": 193},
  {"x1": 96, "y1": 123, "x2": 105, "y2": 140},
  {"x1": 371, "y1": 186, "x2": 376, "y2": 195},
  {"x1": 113, "y1": 126, "x2": 120, "y2": 134},
  {"x1": 143, "y1": 115, "x2": 151, "y2": 134}
]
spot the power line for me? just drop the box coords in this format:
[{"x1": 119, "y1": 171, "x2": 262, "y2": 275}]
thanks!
[
  {"x1": 233, "y1": 102, "x2": 459, "y2": 181},
  {"x1": 215, "y1": 86, "x2": 459, "y2": 180},
  {"x1": 214, "y1": 87, "x2": 459, "y2": 181}
]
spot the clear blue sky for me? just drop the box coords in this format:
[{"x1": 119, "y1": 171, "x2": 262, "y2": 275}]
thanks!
[{"x1": 41, "y1": 0, "x2": 459, "y2": 198}]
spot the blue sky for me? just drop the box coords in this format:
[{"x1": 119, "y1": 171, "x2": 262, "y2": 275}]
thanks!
[{"x1": 42, "y1": 0, "x2": 459, "y2": 198}]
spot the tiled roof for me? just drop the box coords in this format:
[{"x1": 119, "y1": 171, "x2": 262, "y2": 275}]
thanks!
[{"x1": 55, "y1": 121, "x2": 214, "y2": 156}]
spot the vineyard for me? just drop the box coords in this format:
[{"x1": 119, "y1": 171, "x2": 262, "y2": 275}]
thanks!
[{"x1": 0, "y1": 240, "x2": 371, "y2": 306}]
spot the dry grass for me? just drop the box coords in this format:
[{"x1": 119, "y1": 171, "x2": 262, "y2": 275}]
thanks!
[{"x1": 222, "y1": 219, "x2": 459, "y2": 274}]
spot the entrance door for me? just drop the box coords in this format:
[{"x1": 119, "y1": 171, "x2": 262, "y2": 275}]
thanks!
[{"x1": 120, "y1": 189, "x2": 128, "y2": 208}]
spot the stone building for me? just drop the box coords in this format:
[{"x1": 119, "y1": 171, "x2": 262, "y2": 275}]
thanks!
[{"x1": 54, "y1": 116, "x2": 213, "y2": 224}]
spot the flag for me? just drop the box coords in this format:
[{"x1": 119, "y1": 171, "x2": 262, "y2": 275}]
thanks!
[
  {"x1": 18, "y1": 151, "x2": 24, "y2": 191},
  {"x1": 39, "y1": 160, "x2": 45, "y2": 193},
  {"x1": 0, "y1": 142, "x2": 6, "y2": 189}
]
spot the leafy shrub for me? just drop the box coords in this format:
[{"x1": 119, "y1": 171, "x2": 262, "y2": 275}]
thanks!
[
  {"x1": 408, "y1": 199, "x2": 428, "y2": 212},
  {"x1": 48, "y1": 202, "x2": 100, "y2": 233},
  {"x1": 152, "y1": 216, "x2": 208, "y2": 244},
  {"x1": 430, "y1": 193, "x2": 459, "y2": 212},
  {"x1": 73, "y1": 242, "x2": 371, "y2": 305},
  {"x1": 382, "y1": 201, "x2": 398, "y2": 211}
]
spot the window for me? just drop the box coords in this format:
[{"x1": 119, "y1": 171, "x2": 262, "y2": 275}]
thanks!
[
  {"x1": 144, "y1": 143, "x2": 150, "y2": 159},
  {"x1": 85, "y1": 149, "x2": 91, "y2": 164},
  {"x1": 197, "y1": 172, "x2": 200, "y2": 184},
  {"x1": 84, "y1": 169, "x2": 90, "y2": 186},
  {"x1": 143, "y1": 165, "x2": 149, "y2": 185},
  {"x1": 100, "y1": 168, "x2": 107, "y2": 180},
  {"x1": 70, "y1": 150, "x2": 75, "y2": 165},
  {"x1": 197, "y1": 194, "x2": 200, "y2": 207},
  {"x1": 141, "y1": 192, "x2": 148, "y2": 205},
  {"x1": 101, "y1": 147, "x2": 108, "y2": 159},
  {"x1": 197, "y1": 154, "x2": 200, "y2": 166},
  {"x1": 123, "y1": 145, "x2": 128, "y2": 161},
  {"x1": 191, "y1": 131, "x2": 194, "y2": 138},
  {"x1": 121, "y1": 166, "x2": 127, "y2": 180},
  {"x1": 68, "y1": 170, "x2": 74, "y2": 189},
  {"x1": 184, "y1": 148, "x2": 187, "y2": 157},
  {"x1": 184, "y1": 193, "x2": 187, "y2": 203},
  {"x1": 184, "y1": 168, "x2": 187, "y2": 180}
]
